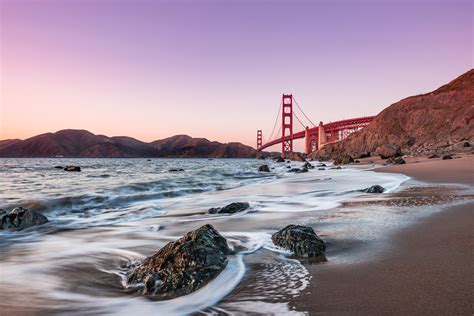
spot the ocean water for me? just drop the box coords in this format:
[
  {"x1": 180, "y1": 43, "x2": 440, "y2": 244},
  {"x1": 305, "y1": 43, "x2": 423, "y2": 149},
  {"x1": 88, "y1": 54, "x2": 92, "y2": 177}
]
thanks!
[{"x1": 0, "y1": 158, "x2": 410, "y2": 315}]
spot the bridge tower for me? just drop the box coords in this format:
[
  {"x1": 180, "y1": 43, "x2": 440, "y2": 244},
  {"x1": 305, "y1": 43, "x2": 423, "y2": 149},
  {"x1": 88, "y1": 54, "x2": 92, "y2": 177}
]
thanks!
[
  {"x1": 281, "y1": 94, "x2": 293, "y2": 158},
  {"x1": 256, "y1": 130, "x2": 263, "y2": 158}
]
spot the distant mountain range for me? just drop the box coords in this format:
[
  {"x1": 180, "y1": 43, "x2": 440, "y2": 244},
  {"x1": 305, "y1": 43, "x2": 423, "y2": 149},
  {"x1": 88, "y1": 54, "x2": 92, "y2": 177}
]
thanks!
[{"x1": 0, "y1": 130, "x2": 257, "y2": 158}]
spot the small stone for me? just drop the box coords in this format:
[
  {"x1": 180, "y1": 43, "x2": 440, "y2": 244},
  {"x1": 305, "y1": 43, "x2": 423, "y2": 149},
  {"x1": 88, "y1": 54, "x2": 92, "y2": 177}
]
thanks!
[
  {"x1": 442, "y1": 155, "x2": 453, "y2": 160},
  {"x1": 169, "y1": 168, "x2": 185, "y2": 172},
  {"x1": 363, "y1": 185, "x2": 386, "y2": 193},
  {"x1": 64, "y1": 166, "x2": 81, "y2": 172},
  {"x1": 258, "y1": 164, "x2": 270, "y2": 172}
]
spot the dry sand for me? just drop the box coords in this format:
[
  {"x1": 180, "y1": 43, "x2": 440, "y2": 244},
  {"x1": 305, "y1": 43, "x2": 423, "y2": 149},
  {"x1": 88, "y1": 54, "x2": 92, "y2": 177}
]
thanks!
[{"x1": 293, "y1": 155, "x2": 473, "y2": 315}]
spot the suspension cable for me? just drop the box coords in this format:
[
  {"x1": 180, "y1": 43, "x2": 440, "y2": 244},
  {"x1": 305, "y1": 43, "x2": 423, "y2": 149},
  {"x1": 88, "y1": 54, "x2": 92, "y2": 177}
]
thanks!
[
  {"x1": 267, "y1": 99, "x2": 282, "y2": 141},
  {"x1": 293, "y1": 111, "x2": 307, "y2": 130},
  {"x1": 292, "y1": 96, "x2": 316, "y2": 127}
]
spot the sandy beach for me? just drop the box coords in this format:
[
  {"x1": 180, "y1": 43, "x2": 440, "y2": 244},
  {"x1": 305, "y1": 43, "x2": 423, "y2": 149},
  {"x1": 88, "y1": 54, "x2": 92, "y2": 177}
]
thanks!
[{"x1": 293, "y1": 155, "x2": 474, "y2": 314}]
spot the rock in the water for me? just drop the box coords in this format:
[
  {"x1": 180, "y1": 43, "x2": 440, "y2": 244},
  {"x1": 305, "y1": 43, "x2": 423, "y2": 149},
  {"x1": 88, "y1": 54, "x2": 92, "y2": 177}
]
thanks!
[
  {"x1": 275, "y1": 157, "x2": 285, "y2": 163},
  {"x1": 127, "y1": 224, "x2": 233, "y2": 297},
  {"x1": 442, "y1": 155, "x2": 453, "y2": 160},
  {"x1": 258, "y1": 164, "x2": 270, "y2": 172},
  {"x1": 376, "y1": 144, "x2": 402, "y2": 159},
  {"x1": 318, "y1": 167, "x2": 325, "y2": 170},
  {"x1": 288, "y1": 167, "x2": 308, "y2": 173},
  {"x1": 64, "y1": 166, "x2": 81, "y2": 172},
  {"x1": 54, "y1": 166, "x2": 63, "y2": 169},
  {"x1": 169, "y1": 168, "x2": 185, "y2": 172},
  {"x1": 209, "y1": 202, "x2": 250, "y2": 214},
  {"x1": 271, "y1": 225, "x2": 326, "y2": 260},
  {"x1": 0, "y1": 207, "x2": 48, "y2": 231},
  {"x1": 303, "y1": 162, "x2": 314, "y2": 169},
  {"x1": 387, "y1": 157, "x2": 406, "y2": 165},
  {"x1": 317, "y1": 163, "x2": 326, "y2": 167},
  {"x1": 363, "y1": 185, "x2": 386, "y2": 193},
  {"x1": 334, "y1": 155, "x2": 354, "y2": 165},
  {"x1": 330, "y1": 166, "x2": 342, "y2": 170}
]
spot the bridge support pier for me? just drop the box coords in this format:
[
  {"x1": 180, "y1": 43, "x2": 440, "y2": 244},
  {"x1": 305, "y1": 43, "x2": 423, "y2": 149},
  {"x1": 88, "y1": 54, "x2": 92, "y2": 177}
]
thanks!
[
  {"x1": 318, "y1": 121, "x2": 326, "y2": 150},
  {"x1": 256, "y1": 130, "x2": 262, "y2": 158}
]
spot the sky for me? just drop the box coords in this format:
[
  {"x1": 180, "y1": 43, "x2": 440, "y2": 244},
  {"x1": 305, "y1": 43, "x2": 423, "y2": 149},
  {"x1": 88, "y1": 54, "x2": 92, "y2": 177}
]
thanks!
[{"x1": 0, "y1": 0, "x2": 472, "y2": 150}]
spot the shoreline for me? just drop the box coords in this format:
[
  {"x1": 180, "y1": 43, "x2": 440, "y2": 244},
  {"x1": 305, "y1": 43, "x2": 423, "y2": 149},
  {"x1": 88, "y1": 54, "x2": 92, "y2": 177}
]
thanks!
[{"x1": 293, "y1": 155, "x2": 473, "y2": 314}]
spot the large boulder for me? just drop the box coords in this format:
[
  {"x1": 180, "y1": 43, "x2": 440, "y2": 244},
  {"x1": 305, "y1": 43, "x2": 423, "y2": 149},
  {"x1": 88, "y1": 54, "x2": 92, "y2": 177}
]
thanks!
[
  {"x1": 334, "y1": 155, "x2": 354, "y2": 165},
  {"x1": 209, "y1": 202, "x2": 250, "y2": 214},
  {"x1": 363, "y1": 185, "x2": 386, "y2": 193},
  {"x1": 272, "y1": 225, "x2": 326, "y2": 261},
  {"x1": 127, "y1": 224, "x2": 233, "y2": 298},
  {"x1": 376, "y1": 144, "x2": 402, "y2": 159},
  {"x1": 0, "y1": 207, "x2": 48, "y2": 231},
  {"x1": 258, "y1": 164, "x2": 270, "y2": 172}
]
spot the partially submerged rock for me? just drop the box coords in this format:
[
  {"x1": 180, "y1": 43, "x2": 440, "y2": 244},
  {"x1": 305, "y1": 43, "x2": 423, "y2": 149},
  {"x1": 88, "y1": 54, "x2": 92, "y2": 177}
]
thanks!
[
  {"x1": 288, "y1": 167, "x2": 308, "y2": 173},
  {"x1": 258, "y1": 164, "x2": 270, "y2": 172},
  {"x1": 0, "y1": 207, "x2": 48, "y2": 231},
  {"x1": 127, "y1": 224, "x2": 233, "y2": 298},
  {"x1": 169, "y1": 168, "x2": 185, "y2": 172},
  {"x1": 54, "y1": 166, "x2": 63, "y2": 169},
  {"x1": 442, "y1": 155, "x2": 453, "y2": 160},
  {"x1": 363, "y1": 185, "x2": 386, "y2": 193},
  {"x1": 272, "y1": 225, "x2": 326, "y2": 260},
  {"x1": 209, "y1": 202, "x2": 250, "y2": 214},
  {"x1": 64, "y1": 166, "x2": 81, "y2": 172},
  {"x1": 303, "y1": 162, "x2": 314, "y2": 169},
  {"x1": 275, "y1": 157, "x2": 285, "y2": 163}
]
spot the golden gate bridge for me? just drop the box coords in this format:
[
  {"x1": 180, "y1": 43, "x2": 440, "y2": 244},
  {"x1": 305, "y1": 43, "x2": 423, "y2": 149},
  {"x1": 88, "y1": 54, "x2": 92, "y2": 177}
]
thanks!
[{"x1": 257, "y1": 94, "x2": 375, "y2": 158}]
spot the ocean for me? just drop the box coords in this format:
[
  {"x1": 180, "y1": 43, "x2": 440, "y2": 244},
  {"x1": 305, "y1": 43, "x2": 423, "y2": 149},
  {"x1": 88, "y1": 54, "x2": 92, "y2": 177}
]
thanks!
[{"x1": 0, "y1": 158, "x2": 410, "y2": 315}]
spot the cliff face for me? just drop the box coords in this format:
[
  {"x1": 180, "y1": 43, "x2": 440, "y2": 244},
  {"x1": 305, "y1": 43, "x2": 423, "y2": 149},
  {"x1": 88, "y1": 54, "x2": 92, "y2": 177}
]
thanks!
[
  {"x1": 314, "y1": 69, "x2": 474, "y2": 159},
  {"x1": 0, "y1": 131, "x2": 256, "y2": 158}
]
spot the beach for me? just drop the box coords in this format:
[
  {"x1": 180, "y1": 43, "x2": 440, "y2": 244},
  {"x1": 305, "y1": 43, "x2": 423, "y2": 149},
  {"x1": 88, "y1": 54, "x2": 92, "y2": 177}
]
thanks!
[{"x1": 293, "y1": 155, "x2": 474, "y2": 314}]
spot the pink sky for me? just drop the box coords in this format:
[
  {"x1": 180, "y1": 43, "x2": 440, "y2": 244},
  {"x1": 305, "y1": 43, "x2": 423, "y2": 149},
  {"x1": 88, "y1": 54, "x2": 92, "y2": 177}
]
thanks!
[{"x1": 0, "y1": 0, "x2": 472, "y2": 150}]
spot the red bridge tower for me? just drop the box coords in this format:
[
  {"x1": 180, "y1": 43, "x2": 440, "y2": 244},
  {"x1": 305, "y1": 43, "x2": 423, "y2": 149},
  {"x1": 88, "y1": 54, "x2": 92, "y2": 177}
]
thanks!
[{"x1": 281, "y1": 94, "x2": 293, "y2": 158}]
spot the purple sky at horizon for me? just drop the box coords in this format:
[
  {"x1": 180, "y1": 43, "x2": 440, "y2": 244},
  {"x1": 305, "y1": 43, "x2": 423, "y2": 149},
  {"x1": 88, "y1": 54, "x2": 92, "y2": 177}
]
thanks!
[{"x1": 0, "y1": 0, "x2": 472, "y2": 150}]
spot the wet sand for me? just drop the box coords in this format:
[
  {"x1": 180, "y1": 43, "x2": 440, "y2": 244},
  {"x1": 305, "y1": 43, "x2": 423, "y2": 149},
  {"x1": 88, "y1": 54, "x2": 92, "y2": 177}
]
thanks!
[{"x1": 294, "y1": 155, "x2": 474, "y2": 315}]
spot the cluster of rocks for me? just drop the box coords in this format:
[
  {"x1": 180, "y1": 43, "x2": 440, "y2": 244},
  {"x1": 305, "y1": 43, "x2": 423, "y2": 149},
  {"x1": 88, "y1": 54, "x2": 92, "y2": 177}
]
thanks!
[
  {"x1": 0, "y1": 207, "x2": 48, "y2": 231},
  {"x1": 127, "y1": 223, "x2": 327, "y2": 298}
]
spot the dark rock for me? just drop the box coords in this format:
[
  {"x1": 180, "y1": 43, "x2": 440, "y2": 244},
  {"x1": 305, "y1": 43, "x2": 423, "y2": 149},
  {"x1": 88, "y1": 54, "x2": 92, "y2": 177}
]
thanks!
[
  {"x1": 442, "y1": 155, "x2": 453, "y2": 160},
  {"x1": 127, "y1": 224, "x2": 233, "y2": 297},
  {"x1": 258, "y1": 164, "x2": 270, "y2": 172},
  {"x1": 318, "y1": 167, "x2": 325, "y2": 170},
  {"x1": 463, "y1": 141, "x2": 470, "y2": 147},
  {"x1": 169, "y1": 168, "x2": 185, "y2": 172},
  {"x1": 286, "y1": 160, "x2": 291, "y2": 163},
  {"x1": 54, "y1": 166, "x2": 63, "y2": 169},
  {"x1": 387, "y1": 157, "x2": 406, "y2": 165},
  {"x1": 303, "y1": 162, "x2": 314, "y2": 169},
  {"x1": 271, "y1": 225, "x2": 326, "y2": 260},
  {"x1": 276, "y1": 157, "x2": 285, "y2": 163},
  {"x1": 0, "y1": 207, "x2": 48, "y2": 231},
  {"x1": 317, "y1": 163, "x2": 326, "y2": 167},
  {"x1": 334, "y1": 155, "x2": 353, "y2": 165},
  {"x1": 376, "y1": 144, "x2": 402, "y2": 159},
  {"x1": 64, "y1": 166, "x2": 81, "y2": 172},
  {"x1": 428, "y1": 154, "x2": 440, "y2": 159},
  {"x1": 358, "y1": 151, "x2": 371, "y2": 158},
  {"x1": 209, "y1": 202, "x2": 250, "y2": 214},
  {"x1": 286, "y1": 166, "x2": 291, "y2": 169},
  {"x1": 363, "y1": 185, "x2": 386, "y2": 193},
  {"x1": 288, "y1": 167, "x2": 308, "y2": 173},
  {"x1": 330, "y1": 166, "x2": 342, "y2": 170},
  {"x1": 354, "y1": 160, "x2": 360, "y2": 163}
]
